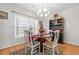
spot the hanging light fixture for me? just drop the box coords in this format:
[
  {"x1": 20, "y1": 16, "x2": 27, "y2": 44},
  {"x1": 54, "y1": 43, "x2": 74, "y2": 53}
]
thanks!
[
  {"x1": 37, "y1": 8, "x2": 49, "y2": 18},
  {"x1": 37, "y1": 8, "x2": 49, "y2": 33}
]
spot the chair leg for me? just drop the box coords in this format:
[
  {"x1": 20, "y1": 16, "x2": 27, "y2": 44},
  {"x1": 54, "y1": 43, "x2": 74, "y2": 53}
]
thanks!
[
  {"x1": 25, "y1": 47, "x2": 27, "y2": 54},
  {"x1": 43, "y1": 44, "x2": 44, "y2": 55},
  {"x1": 56, "y1": 46, "x2": 59, "y2": 55},
  {"x1": 31, "y1": 47, "x2": 33, "y2": 55},
  {"x1": 52, "y1": 47, "x2": 55, "y2": 55},
  {"x1": 39, "y1": 45, "x2": 40, "y2": 55}
]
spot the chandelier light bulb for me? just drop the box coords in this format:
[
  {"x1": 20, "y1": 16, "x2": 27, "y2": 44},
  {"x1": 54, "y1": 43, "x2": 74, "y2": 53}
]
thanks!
[
  {"x1": 40, "y1": 14, "x2": 43, "y2": 17},
  {"x1": 43, "y1": 9, "x2": 47, "y2": 12}
]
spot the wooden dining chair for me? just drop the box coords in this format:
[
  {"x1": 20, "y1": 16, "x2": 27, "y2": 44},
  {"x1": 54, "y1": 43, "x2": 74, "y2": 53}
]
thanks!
[
  {"x1": 24, "y1": 30, "x2": 40, "y2": 55},
  {"x1": 43, "y1": 30, "x2": 60, "y2": 55}
]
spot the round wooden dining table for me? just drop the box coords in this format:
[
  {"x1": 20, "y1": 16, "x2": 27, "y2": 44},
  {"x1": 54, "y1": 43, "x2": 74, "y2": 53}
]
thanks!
[{"x1": 38, "y1": 36, "x2": 46, "y2": 52}]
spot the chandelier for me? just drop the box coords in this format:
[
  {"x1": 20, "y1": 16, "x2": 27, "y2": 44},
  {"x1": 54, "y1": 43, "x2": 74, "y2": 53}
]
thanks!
[
  {"x1": 37, "y1": 8, "x2": 49, "y2": 17},
  {"x1": 37, "y1": 8, "x2": 49, "y2": 33}
]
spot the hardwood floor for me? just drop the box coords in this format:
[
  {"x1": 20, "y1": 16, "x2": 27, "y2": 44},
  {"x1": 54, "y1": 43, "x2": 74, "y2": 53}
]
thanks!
[
  {"x1": 0, "y1": 43, "x2": 29, "y2": 55},
  {"x1": 60, "y1": 44, "x2": 79, "y2": 55},
  {"x1": 0, "y1": 43, "x2": 79, "y2": 55}
]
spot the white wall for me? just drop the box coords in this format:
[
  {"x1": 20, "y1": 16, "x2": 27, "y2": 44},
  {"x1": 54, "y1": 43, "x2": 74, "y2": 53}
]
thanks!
[
  {"x1": 0, "y1": 3, "x2": 37, "y2": 49},
  {"x1": 61, "y1": 6, "x2": 79, "y2": 46}
]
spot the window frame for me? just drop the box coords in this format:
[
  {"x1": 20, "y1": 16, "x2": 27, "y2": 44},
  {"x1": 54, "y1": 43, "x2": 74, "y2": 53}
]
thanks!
[{"x1": 13, "y1": 12, "x2": 38, "y2": 38}]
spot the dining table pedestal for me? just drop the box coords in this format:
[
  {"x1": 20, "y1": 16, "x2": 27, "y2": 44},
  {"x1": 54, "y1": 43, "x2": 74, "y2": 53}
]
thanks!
[{"x1": 38, "y1": 37, "x2": 46, "y2": 52}]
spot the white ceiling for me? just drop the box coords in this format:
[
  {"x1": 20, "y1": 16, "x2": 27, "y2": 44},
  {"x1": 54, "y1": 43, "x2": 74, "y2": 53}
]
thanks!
[{"x1": 15, "y1": 3, "x2": 79, "y2": 18}]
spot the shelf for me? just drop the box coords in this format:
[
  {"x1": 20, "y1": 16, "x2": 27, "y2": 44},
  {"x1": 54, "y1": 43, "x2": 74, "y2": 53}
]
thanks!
[
  {"x1": 49, "y1": 19, "x2": 63, "y2": 30},
  {"x1": 52, "y1": 24, "x2": 62, "y2": 26}
]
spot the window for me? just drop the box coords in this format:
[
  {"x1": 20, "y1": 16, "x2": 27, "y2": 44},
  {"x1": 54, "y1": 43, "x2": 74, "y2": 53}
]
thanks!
[{"x1": 14, "y1": 12, "x2": 38, "y2": 38}]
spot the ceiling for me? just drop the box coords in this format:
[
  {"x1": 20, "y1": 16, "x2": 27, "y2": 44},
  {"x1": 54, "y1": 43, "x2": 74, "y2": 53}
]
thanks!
[{"x1": 14, "y1": 3, "x2": 79, "y2": 18}]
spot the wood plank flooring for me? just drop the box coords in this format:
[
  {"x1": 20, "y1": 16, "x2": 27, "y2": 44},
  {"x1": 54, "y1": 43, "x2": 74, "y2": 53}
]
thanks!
[
  {"x1": 60, "y1": 44, "x2": 79, "y2": 55},
  {"x1": 0, "y1": 43, "x2": 29, "y2": 55}
]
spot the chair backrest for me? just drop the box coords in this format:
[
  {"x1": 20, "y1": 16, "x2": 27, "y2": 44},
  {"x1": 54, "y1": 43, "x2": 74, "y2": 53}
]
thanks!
[
  {"x1": 24, "y1": 30, "x2": 34, "y2": 46},
  {"x1": 24, "y1": 30, "x2": 30, "y2": 43},
  {"x1": 54, "y1": 30, "x2": 60, "y2": 43}
]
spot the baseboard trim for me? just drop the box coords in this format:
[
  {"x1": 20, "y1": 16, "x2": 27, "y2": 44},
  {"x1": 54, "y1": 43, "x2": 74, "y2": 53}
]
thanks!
[
  {"x1": 64, "y1": 41, "x2": 79, "y2": 46},
  {"x1": 0, "y1": 42, "x2": 25, "y2": 50}
]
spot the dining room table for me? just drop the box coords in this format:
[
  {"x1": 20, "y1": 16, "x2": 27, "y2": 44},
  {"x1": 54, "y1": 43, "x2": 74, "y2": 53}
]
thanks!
[{"x1": 31, "y1": 33, "x2": 50, "y2": 52}]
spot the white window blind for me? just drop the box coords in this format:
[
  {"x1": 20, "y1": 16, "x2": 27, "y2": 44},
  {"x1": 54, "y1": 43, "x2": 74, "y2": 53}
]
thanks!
[{"x1": 14, "y1": 12, "x2": 38, "y2": 38}]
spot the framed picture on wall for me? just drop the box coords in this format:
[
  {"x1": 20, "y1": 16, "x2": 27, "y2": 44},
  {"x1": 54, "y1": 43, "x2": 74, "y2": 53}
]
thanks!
[{"x1": 0, "y1": 11, "x2": 8, "y2": 19}]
